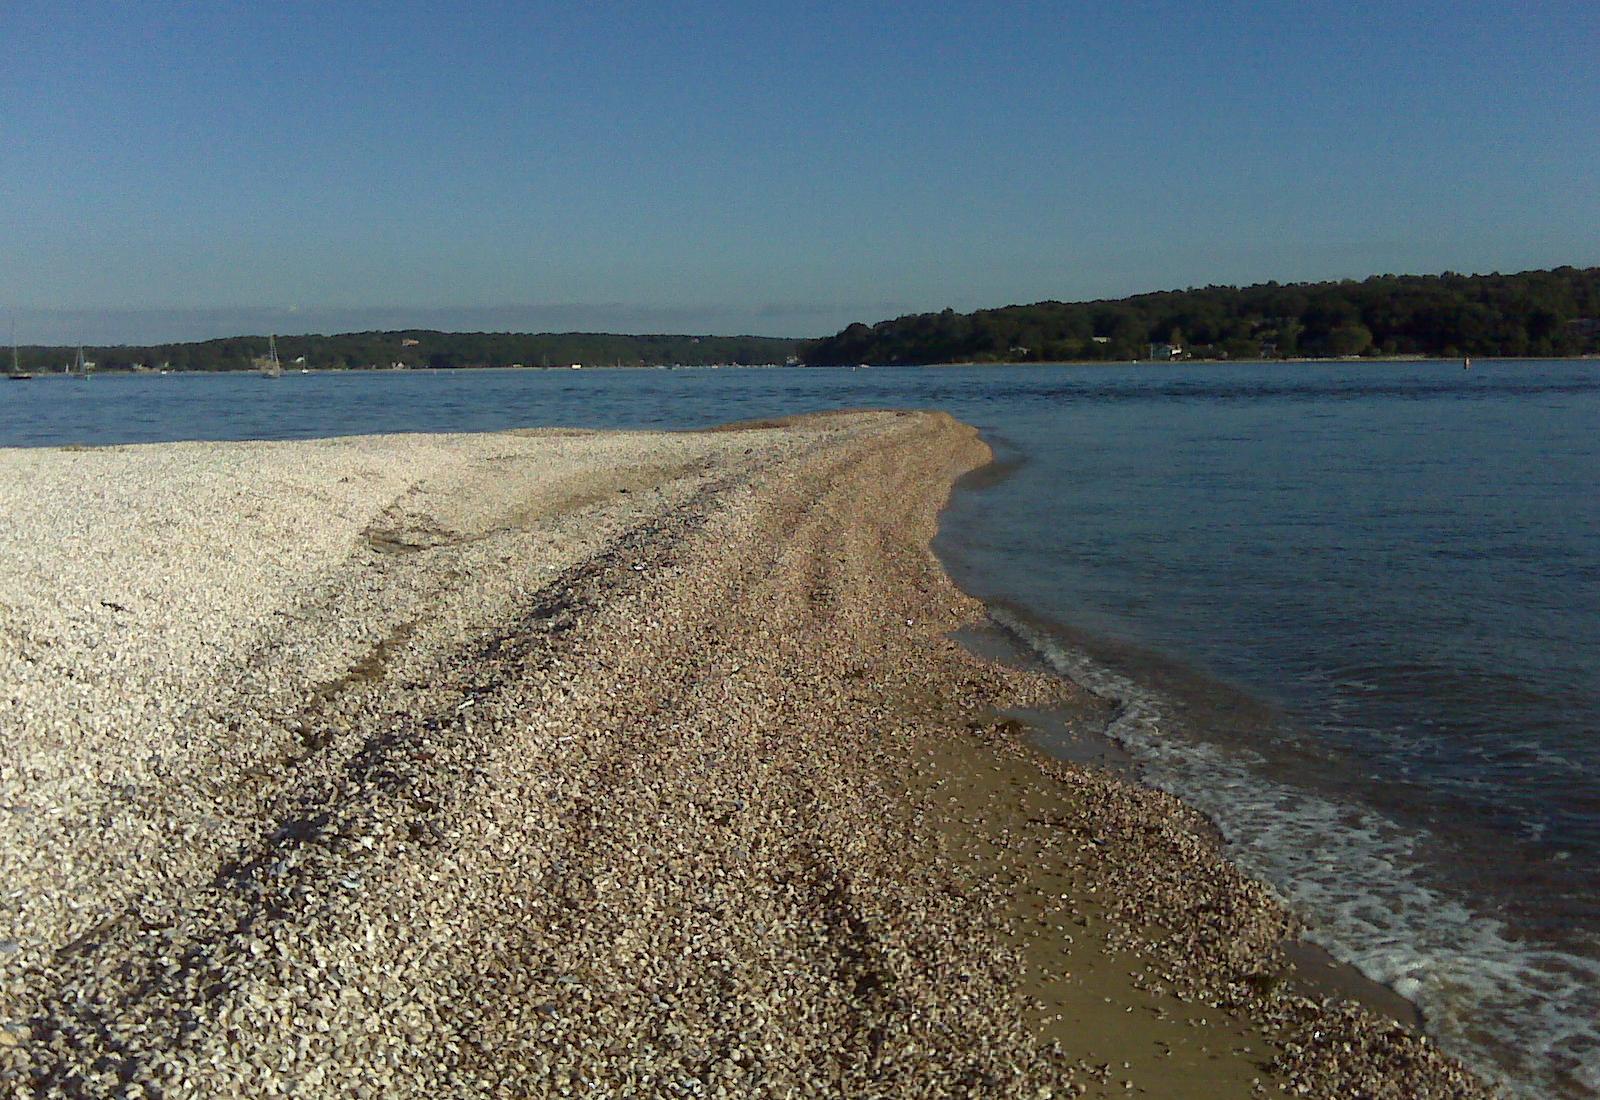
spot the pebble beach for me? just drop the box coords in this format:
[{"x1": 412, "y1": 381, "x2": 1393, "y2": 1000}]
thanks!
[{"x1": 0, "y1": 410, "x2": 1492, "y2": 1098}]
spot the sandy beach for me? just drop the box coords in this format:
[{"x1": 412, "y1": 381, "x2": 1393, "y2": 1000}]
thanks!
[{"x1": 0, "y1": 411, "x2": 1490, "y2": 1097}]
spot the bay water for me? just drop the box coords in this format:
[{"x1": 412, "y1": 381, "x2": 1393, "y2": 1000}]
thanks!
[{"x1": 4, "y1": 361, "x2": 1596, "y2": 1095}]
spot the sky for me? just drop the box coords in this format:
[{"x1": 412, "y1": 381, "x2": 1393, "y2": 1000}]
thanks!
[{"x1": 3, "y1": 0, "x2": 1598, "y2": 343}]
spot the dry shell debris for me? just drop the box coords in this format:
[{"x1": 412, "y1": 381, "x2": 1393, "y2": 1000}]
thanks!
[{"x1": 0, "y1": 413, "x2": 1492, "y2": 1098}]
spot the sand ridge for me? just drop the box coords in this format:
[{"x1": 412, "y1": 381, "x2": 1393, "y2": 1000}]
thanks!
[{"x1": 0, "y1": 412, "x2": 1491, "y2": 1097}]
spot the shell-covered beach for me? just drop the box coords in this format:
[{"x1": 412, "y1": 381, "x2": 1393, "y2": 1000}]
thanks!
[{"x1": 0, "y1": 411, "x2": 1488, "y2": 1097}]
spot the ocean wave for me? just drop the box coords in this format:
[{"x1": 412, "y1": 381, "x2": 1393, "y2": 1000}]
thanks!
[{"x1": 988, "y1": 605, "x2": 1600, "y2": 1099}]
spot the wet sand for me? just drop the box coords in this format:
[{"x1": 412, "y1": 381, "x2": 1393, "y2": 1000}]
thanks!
[{"x1": 0, "y1": 411, "x2": 1490, "y2": 1096}]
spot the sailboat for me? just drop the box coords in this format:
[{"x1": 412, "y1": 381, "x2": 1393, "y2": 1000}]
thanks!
[
  {"x1": 6, "y1": 320, "x2": 30, "y2": 380},
  {"x1": 70, "y1": 346, "x2": 89, "y2": 380},
  {"x1": 260, "y1": 335, "x2": 283, "y2": 379}
]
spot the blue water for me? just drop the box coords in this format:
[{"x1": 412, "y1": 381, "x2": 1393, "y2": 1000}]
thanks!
[{"x1": 4, "y1": 362, "x2": 1597, "y2": 1096}]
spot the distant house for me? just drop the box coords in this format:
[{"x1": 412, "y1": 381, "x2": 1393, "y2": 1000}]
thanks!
[
  {"x1": 1091, "y1": 336, "x2": 1110, "y2": 344},
  {"x1": 400, "y1": 338, "x2": 421, "y2": 347},
  {"x1": 1148, "y1": 343, "x2": 1183, "y2": 360}
]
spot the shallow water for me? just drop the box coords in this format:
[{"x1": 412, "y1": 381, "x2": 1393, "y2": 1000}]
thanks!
[{"x1": 4, "y1": 361, "x2": 1597, "y2": 1095}]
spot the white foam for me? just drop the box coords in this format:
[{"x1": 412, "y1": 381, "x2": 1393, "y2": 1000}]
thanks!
[{"x1": 991, "y1": 606, "x2": 1600, "y2": 1099}]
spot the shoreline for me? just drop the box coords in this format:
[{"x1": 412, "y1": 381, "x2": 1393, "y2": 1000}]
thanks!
[
  {"x1": 5, "y1": 352, "x2": 1598, "y2": 381},
  {"x1": 945, "y1": 616, "x2": 1426, "y2": 1032},
  {"x1": 0, "y1": 412, "x2": 1490, "y2": 1096},
  {"x1": 936, "y1": 433, "x2": 1434, "y2": 1040}
]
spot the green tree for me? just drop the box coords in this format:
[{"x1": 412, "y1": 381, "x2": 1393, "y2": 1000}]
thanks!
[
  {"x1": 1326, "y1": 323, "x2": 1373, "y2": 356},
  {"x1": 1221, "y1": 336, "x2": 1261, "y2": 360}
]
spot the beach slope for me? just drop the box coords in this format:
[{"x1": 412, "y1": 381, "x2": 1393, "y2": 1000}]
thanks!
[{"x1": 0, "y1": 412, "x2": 1487, "y2": 1097}]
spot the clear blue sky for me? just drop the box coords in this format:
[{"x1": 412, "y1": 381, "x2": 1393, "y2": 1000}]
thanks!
[{"x1": 3, "y1": 0, "x2": 1597, "y2": 342}]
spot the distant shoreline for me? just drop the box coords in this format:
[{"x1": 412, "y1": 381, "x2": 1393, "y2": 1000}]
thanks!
[
  {"x1": 8, "y1": 353, "x2": 1597, "y2": 379},
  {"x1": 802, "y1": 266, "x2": 1600, "y2": 366},
  {"x1": 896, "y1": 353, "x2": 1599, "y2": 367}
]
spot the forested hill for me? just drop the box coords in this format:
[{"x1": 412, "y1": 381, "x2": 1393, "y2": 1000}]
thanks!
[
  {"x1": 10, "y1": 331, "x2": 799, "y2": 373},
  {"x1": 802, "y1": 267, "x2": 1600, "y2": 365}
]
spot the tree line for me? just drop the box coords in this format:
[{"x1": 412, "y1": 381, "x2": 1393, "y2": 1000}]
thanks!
[
  {"x1": 9, "y1": 330, "x2": 799, "y2": 373},
  {"x1": 801, "y1": 267, "x2": 1600, "y2": 365},
  {"x1": 12, "y1": 268, "x2": 1599, "y2": 374}
]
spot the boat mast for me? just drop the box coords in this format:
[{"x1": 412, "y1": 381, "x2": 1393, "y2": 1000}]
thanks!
[{"x1": 261, "y1": 334, "x2": 283, "y2": 378}]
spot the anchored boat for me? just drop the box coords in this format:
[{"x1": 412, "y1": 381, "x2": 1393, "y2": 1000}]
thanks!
[
  {"x1": 6, "y1": 322, "x2": 29, "y2": 379},
  {"x1": 259, "y1": 335, "x2": 283, "y2": 379}
]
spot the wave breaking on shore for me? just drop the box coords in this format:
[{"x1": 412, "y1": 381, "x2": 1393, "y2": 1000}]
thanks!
[{"x1": 980, "y1": 605, "x2": 1600, "y2": 1098}]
